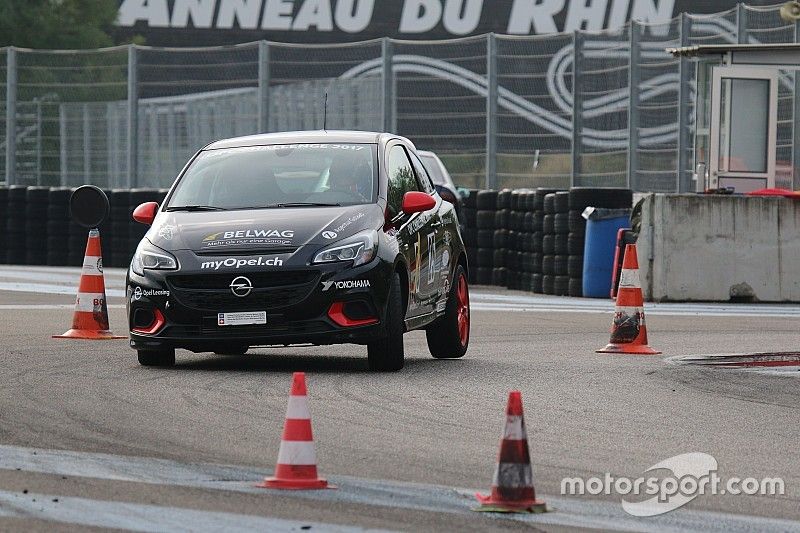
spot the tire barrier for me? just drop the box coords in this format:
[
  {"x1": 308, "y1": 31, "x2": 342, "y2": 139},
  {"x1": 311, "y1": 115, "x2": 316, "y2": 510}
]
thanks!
[
  {"x1": 459, "y1": 186, "x2": 632, "y2": 298},
  {"x1": 2, "y1": 185, "x2": 168, "y2": 270}
]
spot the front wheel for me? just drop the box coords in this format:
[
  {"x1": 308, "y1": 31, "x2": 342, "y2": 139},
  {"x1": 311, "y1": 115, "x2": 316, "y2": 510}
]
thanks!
[
  {"x1": 367, "y1": 272, "x2": 405, "y2": 371},
  {"x1": 137, "y1": 348, "x2": 176, "y2": 367},
  {"x1": 426, "y1": 264, "x2": 470, "y2": 359}
]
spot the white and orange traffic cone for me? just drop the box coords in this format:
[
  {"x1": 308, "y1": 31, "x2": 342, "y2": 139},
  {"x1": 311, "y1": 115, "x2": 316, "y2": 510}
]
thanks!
[
  {"x1": 597, "y1": 243, "x2": 660, "y2": 355},
  {"x1": 53, "y1": 229, "x2": 125, "y2": 340},
  {"x1": 474, "y1": 391, "x2": 547, "y2": 513},
  {"x1": 257, "y1": 372, "x2": 330, "y2": 490}
]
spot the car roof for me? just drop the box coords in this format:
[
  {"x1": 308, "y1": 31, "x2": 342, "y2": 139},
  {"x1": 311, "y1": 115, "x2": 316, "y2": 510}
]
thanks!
[{"x1": 204, "y1": 130, "x2": 409, "y2": 150}]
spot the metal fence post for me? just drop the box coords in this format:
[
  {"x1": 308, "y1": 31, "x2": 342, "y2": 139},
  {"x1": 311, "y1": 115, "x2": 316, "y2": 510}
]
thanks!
[
  {"x1": 736, "y1": 3, "x2": 748, "y2": 44},
  {"x1": 794, "y1": 19, "x2": 800, "y2": 190},
  {"x1": 485, "y1": 33, "x2": 498, "y2": 190},
  {"x1": 382, "y1": 38, "x2": 395, "y2": 133},
  {"x1": 5, "y1": 47, "x2": 17, "y2": 185},
  {"x1": 127, "y1": 44, "x2": 138, "y2": 188},
  {"x1": 677, "y1": 14, "x2": 692, "y2": 192},
  {"x1": 571, "y1": 31, "x2": 583, "y2": 187},
  {"x1": 628, "y1": 21, "x2": 641, "y2": 191},
  {"x1": 258, "y1": 41, "x2": 270, "y2": 133}
]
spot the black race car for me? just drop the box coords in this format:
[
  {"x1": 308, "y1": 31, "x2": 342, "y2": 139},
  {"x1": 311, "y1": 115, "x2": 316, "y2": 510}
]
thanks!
[{"x1": 127, "y1": 131, "x2": 470, "y2": 371}]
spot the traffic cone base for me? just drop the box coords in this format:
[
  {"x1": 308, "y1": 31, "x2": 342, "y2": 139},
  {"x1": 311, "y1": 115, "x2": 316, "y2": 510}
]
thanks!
[
  {"x1": 53, "y1": 329, "x2": 125, "y2": 340},
  {"x1": 54, "y1": 229, "x2": 125, "y2": 340},
  {"x1": 257, "y1": 372, "x2": 332, "y2": 491},
  {"x1": 474, "y1": 391, "x2": 547, "y2": 514},
  {"x1": 597, "y1": 243, "x2": 659, "y2": 355}
]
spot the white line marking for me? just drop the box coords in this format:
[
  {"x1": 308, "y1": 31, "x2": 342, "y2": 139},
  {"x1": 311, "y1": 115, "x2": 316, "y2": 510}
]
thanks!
[
  {"x1": 0, "y1": 445, "x2": 797, "y2": 533},
  {"x1": 0, "y1": 490, "x2": 378, "y2": 533},
  {"x1": 0, "y1": 282, "x2": 126, "y2": 298}
]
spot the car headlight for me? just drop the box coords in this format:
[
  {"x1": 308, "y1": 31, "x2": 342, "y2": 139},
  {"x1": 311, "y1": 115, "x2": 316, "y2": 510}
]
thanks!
[
  {"x1": 313, "y1": 230, "x2": 377, "y2": 267},
  {"x1": 131, "y1": 239, "x2": 178, "y2": 276}
]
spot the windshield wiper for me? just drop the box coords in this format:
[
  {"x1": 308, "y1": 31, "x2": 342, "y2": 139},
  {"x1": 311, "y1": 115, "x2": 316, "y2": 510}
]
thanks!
[
  {"x1": 164, "y1": 205, "x2": 226, "y2": 212},
  {"x1": 231, "y1": 202, "x2": 342, "y2": 210}
]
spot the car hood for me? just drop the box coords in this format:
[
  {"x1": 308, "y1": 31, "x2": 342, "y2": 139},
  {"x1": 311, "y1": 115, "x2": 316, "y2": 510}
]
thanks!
[{"x1": 146, "y1": 204, "x2": 384, "y2": 253}]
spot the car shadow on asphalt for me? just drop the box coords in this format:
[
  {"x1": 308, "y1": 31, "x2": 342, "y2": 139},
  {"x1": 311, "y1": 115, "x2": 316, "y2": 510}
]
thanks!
[{"x1": 170, "y1": 352, "x2": 464, "y2": 374}]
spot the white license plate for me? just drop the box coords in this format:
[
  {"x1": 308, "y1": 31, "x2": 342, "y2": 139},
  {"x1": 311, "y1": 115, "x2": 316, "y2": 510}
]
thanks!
[{"x1": 217, "y1": 311, "x2": 266, "y2": 327}]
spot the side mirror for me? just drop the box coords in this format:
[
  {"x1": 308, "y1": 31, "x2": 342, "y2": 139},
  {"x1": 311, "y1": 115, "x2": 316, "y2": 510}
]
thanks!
[
  {"x1": 132, "y1": 202, "x2": 159, "y2": 225},
  {"x1": 402, "y1": 191, "x2": 436, "y2": 215}
]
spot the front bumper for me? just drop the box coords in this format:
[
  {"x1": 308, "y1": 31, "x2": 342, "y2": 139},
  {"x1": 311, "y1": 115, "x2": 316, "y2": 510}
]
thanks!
[{"x1": 127, "y1": 258, "x2": 390, "y2": 352}]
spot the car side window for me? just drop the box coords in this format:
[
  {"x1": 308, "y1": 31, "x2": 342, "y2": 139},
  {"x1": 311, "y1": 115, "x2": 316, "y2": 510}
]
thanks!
[
  {"x1": 408, "y1": 151, "x2": 436, "y2": 194},
  {"x1": 386, "y1": 145, "x2": 421, "y2": 218}
]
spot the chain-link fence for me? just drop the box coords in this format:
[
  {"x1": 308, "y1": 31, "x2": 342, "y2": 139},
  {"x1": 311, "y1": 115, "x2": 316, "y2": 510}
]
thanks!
[{"x1": 1, "y1": 2, "x2": 798, "y2": 191}]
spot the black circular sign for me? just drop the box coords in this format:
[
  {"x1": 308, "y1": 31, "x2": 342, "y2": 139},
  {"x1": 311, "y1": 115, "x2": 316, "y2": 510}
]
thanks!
[{"x1": 69, "y1": 186, "x2": 109, "y2": 228}]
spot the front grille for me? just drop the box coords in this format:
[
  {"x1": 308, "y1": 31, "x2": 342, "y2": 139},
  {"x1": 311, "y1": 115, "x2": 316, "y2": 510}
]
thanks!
[{"x1": 166, "y1": 270, "x2": 320, "y2": 311}]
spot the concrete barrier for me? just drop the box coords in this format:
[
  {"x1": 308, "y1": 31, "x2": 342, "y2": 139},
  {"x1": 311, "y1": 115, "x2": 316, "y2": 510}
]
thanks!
[{"x1": 638, "y1": 194, "x2": 800, "y2": 302}]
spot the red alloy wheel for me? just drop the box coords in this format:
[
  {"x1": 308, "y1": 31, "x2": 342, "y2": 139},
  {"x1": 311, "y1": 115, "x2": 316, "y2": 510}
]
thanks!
[{"x1": 456, "y1": 273, "x2": 470, "y2": 346}]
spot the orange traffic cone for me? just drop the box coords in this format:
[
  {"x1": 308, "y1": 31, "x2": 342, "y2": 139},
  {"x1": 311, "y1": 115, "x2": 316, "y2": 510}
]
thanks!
[
  {"x1": 257, "y1": 372, "x2": 330, "y2": 490},
  {"x1": 597, "y1": 243, "x2": 660, "y2": 355},
  {"x1": 474, "y1": 391, "x2": 547, "y2": 513},
  {"x1": 53, "y1": 229, "x2": 125, "y2": 340}
]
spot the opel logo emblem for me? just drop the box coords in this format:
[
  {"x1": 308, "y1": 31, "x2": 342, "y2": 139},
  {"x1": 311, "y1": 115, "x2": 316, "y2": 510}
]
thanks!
[{"x1": 230, "y1": 276, "x2": 253, "y2": 298}]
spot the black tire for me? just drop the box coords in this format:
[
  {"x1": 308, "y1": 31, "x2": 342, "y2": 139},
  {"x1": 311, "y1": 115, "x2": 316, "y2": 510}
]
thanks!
[
  {"x1": 543, "y1": 193, "x2": 556, "y2": 214},
  {"x1": 568, "y1": 233, "x2": 585, "y2": 255},
  {"x1": 493, "y1": 249, "x2": 506, "y2": 267},
  {"x1": 477, "y1": 248, "x2": 494, "y2": 267},
  {"x1": 542, "y1": 234, "x2": 554, "y2": 255},
  {"x1": 492, "y1": 229, "x2": 508, "y2": 249},
  {"x1": 542, "y1": 274, "x2": 555, "y2": 294},
  {"x1": 476, "y1": 210, "x2": 495, "y2": 229},
  {"x1": 476, "y1": 267, "x2": 492, "y2": 285},
  {"x1": 532, "y1": 212, "x2": 543, "y2": 232},
  {"x1": 532, "y1": 273, "x2": 543, "y2": 293},
  {"x1": 554, "y1": 191, "x2": 570, "y2": 213},
  {"x1": 462, "y1": 228, "x2": 477, "y2": 247},
  {"x1": 532, "y1": 231, "x2": 543, "y2": 252},
  {"x1": 491, "y1": 267, "x2": 507, "y2": 286},
  {"x1": 543, "y1": 214, "x2": 554, "y2": 233},
  {"x1": 554, "y1": 213, "x2": 569, "y2": 234},
  {"x1": 569, "y1": 213, "x2": 586, "y2": 233},
  {"x1": 477, "y1": 229, "x2": 494, "y2": 248},
  {"x1": 554, "y1": 275, "x2": 570, "y2": 296},
  {"x1": 542, "y1": 255, "x2": 555, "y2": 275},
  {"x1": 554, "y1": 255, "x2": 568, "y2": 276},
  {"x1": 534, "y1": 188, "x2": 559, "y2": 211},
  {"x1": 137, "y1": 349, "x2": 176, "y2": 367},
  {"x1": 555, "y1": 234, "x2": 568, "y2": 255},
  {"x1": 494, "y1": 209, "x2": 510, "y2": 229},
  {"x1": 569, "y1": 277, "x2": 583, "y2": 297},
  {"x1": 476, "y1": 190, "x2": 498, "y2": 210},
  {"x1": 496, "y1": 189, "x2": 512, "y2": 209},
  {"x1": 368, "y1": 272, "x2": 405, "y2": 371},
  {"x1": 568, "y1": 255, "x2": 584, "y2": 277}
]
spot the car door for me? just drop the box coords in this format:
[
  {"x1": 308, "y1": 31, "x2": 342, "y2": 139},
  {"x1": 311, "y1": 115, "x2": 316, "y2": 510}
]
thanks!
[{"x1": 385, "y1": 143, "x2": 439, "y2": 318}]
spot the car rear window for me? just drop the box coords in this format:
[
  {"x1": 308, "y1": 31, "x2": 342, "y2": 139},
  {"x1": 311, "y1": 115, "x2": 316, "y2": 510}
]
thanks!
[{"x1": 167, "y1": 143, "x2": 378, "y2": 209}]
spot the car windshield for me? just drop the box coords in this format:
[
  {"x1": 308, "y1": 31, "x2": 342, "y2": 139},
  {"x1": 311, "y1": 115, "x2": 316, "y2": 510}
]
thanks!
[
  {"x1": 167, "y1": 143, "x2": 378, "y2": 210},
  {"x1": 419, "y1": 153, "x2": 455, "y2": 189}
]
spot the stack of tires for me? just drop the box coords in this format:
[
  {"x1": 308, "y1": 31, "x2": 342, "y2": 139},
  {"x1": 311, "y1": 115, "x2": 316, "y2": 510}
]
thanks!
[
  {"x1": 0, "y1": 187, "x2": 7, "y2": 264},
  {"x1": 7, "y1": 186, "x2": 28, "y2": 265},
  {"x1": 531, "y1": 188, "x2": 558, "y2": 293},
  {"x1": 109, "y1": 189, "x2": 131, "y2": 268},
  {"x1": 460, "y1": 189, "x2": 478, "y2": 283},
  {"x1": 503, "y1": 190, "x2": 535, "y2": 291},
  {"x1": 474, "y1": 189, "x2": 498, "y2": 285},
  {"x1": 567, "y1": 187, "x2": 634, "y2": 297},
  {"x1": 540, "y1": 192, "x2": 564, "y2": 294},
  {"x1": 46, "y1": 188, "x2": 72, "y2": 266},
  {"x1": 492, "y1": 190, "x2": 511, "y2": 287}
]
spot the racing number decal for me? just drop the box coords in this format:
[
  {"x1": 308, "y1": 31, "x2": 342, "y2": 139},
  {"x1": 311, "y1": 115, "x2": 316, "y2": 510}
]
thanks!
[
  {"x1": 410, "y1": 233, "x2": 421, "y2": 295},
  {"x1": 427, "y1": 232, "x2": 436, "y2": 285}
]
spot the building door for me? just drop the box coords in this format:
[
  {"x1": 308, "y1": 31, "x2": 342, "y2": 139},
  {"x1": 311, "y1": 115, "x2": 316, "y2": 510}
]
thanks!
[{"x1": 708, "y1": 66, "x2": 777, "y2": 193}]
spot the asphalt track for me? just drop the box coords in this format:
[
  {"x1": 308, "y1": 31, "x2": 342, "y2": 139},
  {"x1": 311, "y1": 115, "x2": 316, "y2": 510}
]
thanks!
[{"x1": 0, "y1": 265, "x2": 799, "y2": 532}]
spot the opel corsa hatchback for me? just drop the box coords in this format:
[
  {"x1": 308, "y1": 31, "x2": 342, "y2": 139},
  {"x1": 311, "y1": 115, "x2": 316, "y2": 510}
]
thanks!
[{"x1": 127, "y1": 131, "x2": 470, "y2": 371}]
